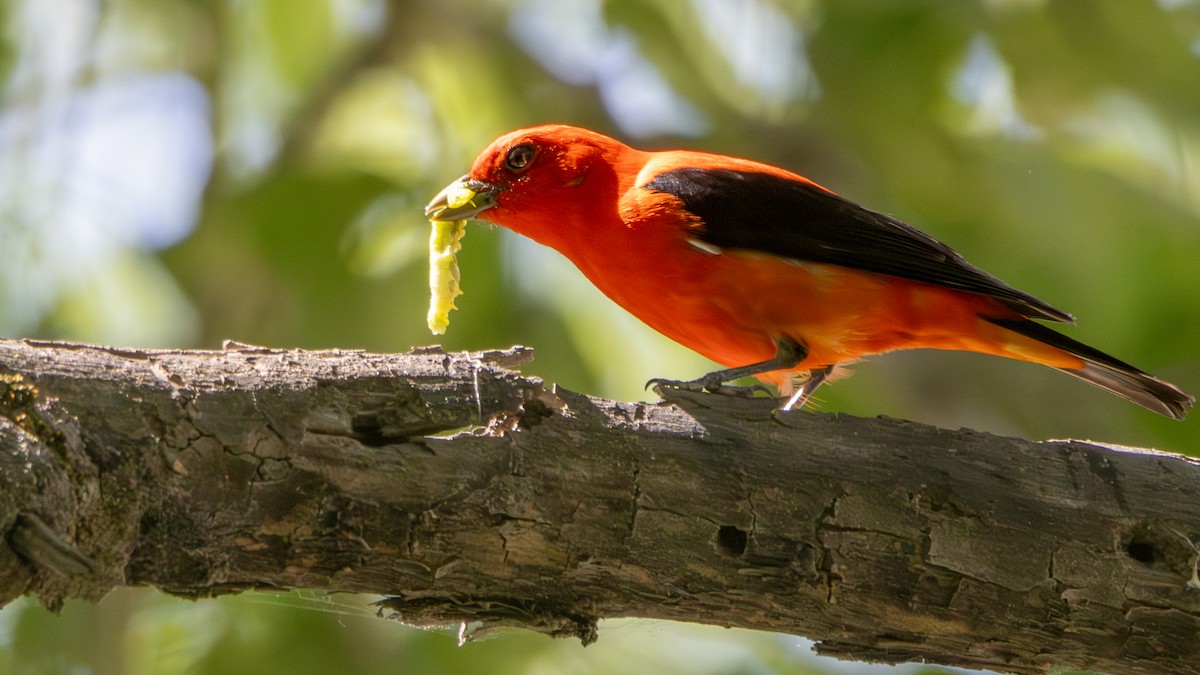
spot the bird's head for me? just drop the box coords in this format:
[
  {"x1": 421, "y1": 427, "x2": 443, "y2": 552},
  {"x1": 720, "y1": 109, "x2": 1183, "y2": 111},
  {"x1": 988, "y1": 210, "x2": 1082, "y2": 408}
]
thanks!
[{"x1": 425, "y1": 125, "x2": 640, "y2": 250}]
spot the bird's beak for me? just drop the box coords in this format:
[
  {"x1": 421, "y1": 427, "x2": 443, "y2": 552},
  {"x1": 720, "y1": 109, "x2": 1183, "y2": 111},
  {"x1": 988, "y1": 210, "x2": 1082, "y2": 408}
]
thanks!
[{"x1": 424, "y1": 175, "x2": 499, "y2": 221}]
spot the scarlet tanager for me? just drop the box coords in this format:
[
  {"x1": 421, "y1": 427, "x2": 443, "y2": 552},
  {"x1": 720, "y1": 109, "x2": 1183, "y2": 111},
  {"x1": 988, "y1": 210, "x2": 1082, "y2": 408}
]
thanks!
[{"x1": 425, "y1": 124, "x2": 1193, "y2": 419}]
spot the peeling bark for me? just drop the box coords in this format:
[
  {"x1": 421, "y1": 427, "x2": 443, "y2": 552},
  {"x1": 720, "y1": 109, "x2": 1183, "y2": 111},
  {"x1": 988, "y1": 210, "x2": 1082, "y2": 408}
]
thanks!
[{"x1": 1, "y1": 338, "x2": 1199, "y2": 674}]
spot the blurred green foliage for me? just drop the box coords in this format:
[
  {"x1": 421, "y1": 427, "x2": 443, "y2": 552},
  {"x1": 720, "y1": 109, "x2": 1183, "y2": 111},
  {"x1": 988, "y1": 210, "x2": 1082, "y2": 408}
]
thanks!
[{"x1": 1, "y1": 0, "x2": 1198, "y2": 673}]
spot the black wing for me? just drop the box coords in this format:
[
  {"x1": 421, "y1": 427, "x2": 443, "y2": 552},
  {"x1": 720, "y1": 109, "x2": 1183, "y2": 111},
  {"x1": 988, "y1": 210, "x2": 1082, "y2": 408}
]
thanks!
[{"x1": 644, "y1": 167, "x2": 1072, "y2": 323}]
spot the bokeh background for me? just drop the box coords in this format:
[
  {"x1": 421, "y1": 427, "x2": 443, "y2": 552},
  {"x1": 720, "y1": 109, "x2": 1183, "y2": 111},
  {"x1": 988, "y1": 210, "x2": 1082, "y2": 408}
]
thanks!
[{"x1": 2, "y1": 0, "x2": 1198, "y2": 673}]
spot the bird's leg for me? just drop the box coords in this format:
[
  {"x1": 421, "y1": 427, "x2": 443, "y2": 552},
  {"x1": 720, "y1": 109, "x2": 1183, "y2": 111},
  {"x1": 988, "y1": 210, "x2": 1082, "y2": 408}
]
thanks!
[
  {"x1": 647, "y1": 339, "x2": 807, "y2": 400},
  {"x1": 781, "y1": 365, "x2": 835, "y2": 411}
]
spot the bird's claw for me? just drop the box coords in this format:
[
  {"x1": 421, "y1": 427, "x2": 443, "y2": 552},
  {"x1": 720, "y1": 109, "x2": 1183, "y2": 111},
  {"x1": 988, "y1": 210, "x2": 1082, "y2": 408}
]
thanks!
[
  {"x1": 646, "y1": 377, "x2": 770, "y2": 400},
  {"x1": 645, "y1": 377, "x2": 702, "y2": 395}
]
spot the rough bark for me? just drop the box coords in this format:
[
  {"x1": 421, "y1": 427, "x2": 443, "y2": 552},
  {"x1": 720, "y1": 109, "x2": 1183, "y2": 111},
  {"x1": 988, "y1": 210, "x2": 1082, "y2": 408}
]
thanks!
[{"x1": 1, "y1": 338, "x2": 1198, "y2": 674}]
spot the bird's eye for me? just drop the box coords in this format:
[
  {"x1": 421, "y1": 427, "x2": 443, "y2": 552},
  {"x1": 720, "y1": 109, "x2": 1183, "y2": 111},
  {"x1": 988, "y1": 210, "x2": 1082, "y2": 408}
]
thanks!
[{"x1": 504, "y1": 144, "x2": 536, "y2": 172}]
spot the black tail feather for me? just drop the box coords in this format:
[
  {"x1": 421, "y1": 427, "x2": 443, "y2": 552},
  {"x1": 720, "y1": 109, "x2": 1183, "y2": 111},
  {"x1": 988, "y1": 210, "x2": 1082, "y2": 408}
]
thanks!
[{"x1": 986, "y1": 318, "x2": 1194, "y2": 420}]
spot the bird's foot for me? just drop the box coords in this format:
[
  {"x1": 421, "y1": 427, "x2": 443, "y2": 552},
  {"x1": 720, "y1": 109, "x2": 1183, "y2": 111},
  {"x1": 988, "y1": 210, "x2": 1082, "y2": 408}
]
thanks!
[{"x1": 646, "y1": 375, "x2": 771, "y2": 400}]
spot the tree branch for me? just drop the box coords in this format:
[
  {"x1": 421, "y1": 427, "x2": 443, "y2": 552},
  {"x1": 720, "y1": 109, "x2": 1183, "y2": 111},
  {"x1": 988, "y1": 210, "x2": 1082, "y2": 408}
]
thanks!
[{"x1": 1, "y1": 338, "x2": 1198, "y2": 674}]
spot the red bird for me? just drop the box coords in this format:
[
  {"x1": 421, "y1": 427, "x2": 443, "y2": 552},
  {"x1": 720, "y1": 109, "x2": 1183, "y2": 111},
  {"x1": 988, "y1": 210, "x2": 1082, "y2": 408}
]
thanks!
[{"x1": 426, "y1": 124, "x2": 1192, "y2": 419}]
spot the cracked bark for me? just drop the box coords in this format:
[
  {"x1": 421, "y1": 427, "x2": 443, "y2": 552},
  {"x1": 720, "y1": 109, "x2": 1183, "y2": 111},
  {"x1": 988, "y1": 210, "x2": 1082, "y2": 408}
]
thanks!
[{"x1": 1, "y1": 338, "x2": 1199, "y2": 674}]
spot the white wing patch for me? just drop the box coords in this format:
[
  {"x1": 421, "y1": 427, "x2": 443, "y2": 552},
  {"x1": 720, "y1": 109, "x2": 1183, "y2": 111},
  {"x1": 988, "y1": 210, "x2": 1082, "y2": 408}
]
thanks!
[{"x1": 686, "y1": 237, "x2": 723, "y2": 256}]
